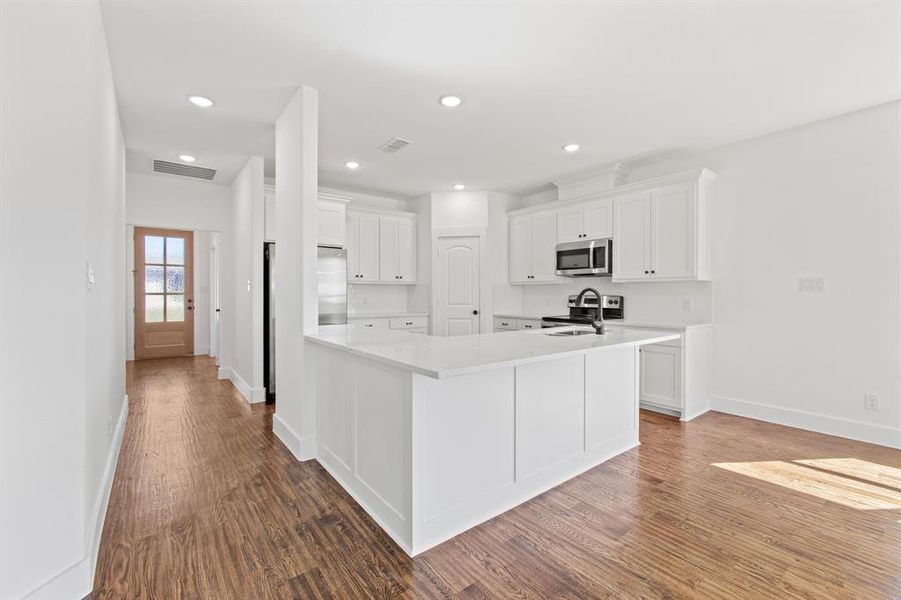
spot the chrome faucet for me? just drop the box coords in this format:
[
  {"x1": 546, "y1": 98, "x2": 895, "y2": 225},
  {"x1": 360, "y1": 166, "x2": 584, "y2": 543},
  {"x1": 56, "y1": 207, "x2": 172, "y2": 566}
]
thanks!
[{"x1": 575, "y1": 287, "x2": 605, "y2": 334}]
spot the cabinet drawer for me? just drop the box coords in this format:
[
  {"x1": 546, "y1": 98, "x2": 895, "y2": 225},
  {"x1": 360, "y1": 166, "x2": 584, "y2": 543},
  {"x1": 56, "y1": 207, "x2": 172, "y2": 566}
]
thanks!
[
  {"x1": 519, "y1": 319, "x2": 541, "y2": 330},
  {"x1": 350, "y1": 318, "x2": 390, "y2": 330},
  {"x1": 389, "y1": 316, "x2": 427, "y2": 330},
  {"x1": 494, "y1": 317, "x2": 519, "y2": 331}
]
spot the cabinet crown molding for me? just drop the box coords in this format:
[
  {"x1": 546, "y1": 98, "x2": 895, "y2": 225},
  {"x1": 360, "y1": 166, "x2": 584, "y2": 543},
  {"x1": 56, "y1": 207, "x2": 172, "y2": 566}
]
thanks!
[
  {"x1": 508, "y1": 167, "x2": 717, "y2": 217},
  {"x1": 551, "y1": 162, "x2": 631, "y2": 199},
  {"x1": 318, "y1": 191, "x2": 352, "y2": 204},
  {"x1": 347, "y1": 204, "x2": 419, "y2": 219}
]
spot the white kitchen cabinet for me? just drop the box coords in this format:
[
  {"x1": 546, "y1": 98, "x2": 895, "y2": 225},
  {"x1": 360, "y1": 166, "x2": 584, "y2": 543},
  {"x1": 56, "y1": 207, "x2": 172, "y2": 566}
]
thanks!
[
  {"x1": 378, "y1": 215, "x2": 417, "y2": 283},
  {"x1": 318, "y1": 200, "x2": 347, "y2": 247},
  {"x1": 556, "y1": 197, "x2": 613, "y2": 243},
  {"x1": 519, "y1": 319, "x2": 540, "y2": 330},
  {"x1": 347, "y1": 212, "x2": 381, "y2": 282},
  {"x1": 639, "y1": 343, "x2": 683, "y2": 413},
  {"x1": 509, "y1": 210, "x2": 558, "y2": 283},
  {"x1": 613, "y1": 179, "x2": 709, "y2": 282},
  {"x1": 494, "y1": 317, "x2": 518, "y2": 331}
]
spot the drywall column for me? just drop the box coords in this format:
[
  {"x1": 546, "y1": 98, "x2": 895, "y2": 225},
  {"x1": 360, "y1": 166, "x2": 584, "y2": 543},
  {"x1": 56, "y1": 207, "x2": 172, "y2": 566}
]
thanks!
[{"x1": 273, "y1": 86, "x2": 319, "y2": 460}]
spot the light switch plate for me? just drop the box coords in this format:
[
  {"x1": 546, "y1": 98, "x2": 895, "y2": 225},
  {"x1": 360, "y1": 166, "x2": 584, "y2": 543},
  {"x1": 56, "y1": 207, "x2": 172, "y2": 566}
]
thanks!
[
  {"x1": 798, "y1": 276, "x2": 825, "y2": 292},
  {"x1": 86, "y1": 260, "x2": 95, "y2": 290}
]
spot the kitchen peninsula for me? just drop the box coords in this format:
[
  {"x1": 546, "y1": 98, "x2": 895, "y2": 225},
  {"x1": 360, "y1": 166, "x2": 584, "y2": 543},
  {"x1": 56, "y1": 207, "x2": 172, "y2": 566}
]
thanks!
[{"x1": 305, "y1": 324, "x2": 680, "y2": 555}]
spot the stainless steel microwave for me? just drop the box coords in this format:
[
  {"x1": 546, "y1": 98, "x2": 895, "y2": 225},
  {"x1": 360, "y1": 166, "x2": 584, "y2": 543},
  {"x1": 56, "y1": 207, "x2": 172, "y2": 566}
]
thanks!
[{"x1": 555, "y1": 238, "x2": 613, "y2": 276}]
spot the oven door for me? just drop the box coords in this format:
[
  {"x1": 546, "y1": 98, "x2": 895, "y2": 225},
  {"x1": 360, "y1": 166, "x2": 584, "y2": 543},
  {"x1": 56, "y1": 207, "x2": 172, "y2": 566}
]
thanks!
[{"x1": 555, "y1": 242, "x2": 593, "y2": 276}]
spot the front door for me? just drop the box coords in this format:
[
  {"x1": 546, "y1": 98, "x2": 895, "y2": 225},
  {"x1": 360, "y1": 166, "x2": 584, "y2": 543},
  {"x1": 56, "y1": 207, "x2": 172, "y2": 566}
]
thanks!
[
  {"x1": 135, "y1": 227, "x2": 194, "y2": 359},
  {"x1": 435, "y1": 236, "x2": 480, "y2": 336}
]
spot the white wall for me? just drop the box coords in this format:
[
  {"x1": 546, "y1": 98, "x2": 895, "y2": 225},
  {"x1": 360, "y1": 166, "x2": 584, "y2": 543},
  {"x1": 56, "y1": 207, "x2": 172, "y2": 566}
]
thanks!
[
  {"x1": 1, "y1": 1, "x2": 127, "y2": 598},
  {"x1": 125, "y1": 172, "x2": 230, "y2": 360},
  {"x1": 624, "y1": 101, "x2": 900, "y2": 446},
  {"x1": 228, "y1": 157, "x2": 266, "y2": 400}
]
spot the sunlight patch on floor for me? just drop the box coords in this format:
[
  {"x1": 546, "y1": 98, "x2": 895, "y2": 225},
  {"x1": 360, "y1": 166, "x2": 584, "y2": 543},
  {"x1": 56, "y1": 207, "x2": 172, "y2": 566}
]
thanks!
[
  {"x1": 712, "y1": 460, "x2": 901, "y2": 510},
  {"x1": 793, "y1": 458, "x2": 901, "y2": 491}
]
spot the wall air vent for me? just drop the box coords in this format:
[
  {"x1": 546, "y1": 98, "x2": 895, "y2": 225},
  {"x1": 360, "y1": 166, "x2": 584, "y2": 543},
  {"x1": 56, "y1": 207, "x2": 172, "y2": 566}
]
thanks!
[
  {"x1": 378, "y1": 137, "x2": 412, "y2": 153},
  {"x1": 152, "y1": 159, "x2": 217, "y2": 180}
]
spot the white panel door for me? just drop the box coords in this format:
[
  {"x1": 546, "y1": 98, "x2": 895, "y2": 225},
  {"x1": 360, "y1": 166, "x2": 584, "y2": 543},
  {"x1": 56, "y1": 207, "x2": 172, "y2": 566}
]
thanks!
[
  {"x1": 530, "y1": 211, "x2": 558, "y2": 282},
  {"x1": 640, "y1": 345, "x2": 683, "y2": 410},
  {"x1": 396, "y1": 217, "x2": 417, "y2": 282},
  {"x1": 583, "y1": 199, "x2": 613, "y2": 239},
  {"x1": 613, "y1": 192, "x2": 651, "y2": 281},
  {"x1": 508, "y1": 217, "x2": 531, "y2": 283},
  {"x1": 651, "y1": 183, "x2": 696, "y2": 279},
  {"x1": 436, "y1": 236, "x2": 480, "y2": 336},
  {"x1": 556, "y1": 205, "x2": 583, "y2": 243},
  {"x1": 379, "y1": 217, "x2": 399, "y2": 282},
  {"x1": 357, "y1": 213, "x2": 381, "y2": 281}
]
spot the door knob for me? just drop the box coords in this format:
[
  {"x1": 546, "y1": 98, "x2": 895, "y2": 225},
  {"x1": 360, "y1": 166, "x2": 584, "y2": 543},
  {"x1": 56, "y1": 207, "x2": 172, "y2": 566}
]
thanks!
[{"x1": 472, "y1": 310, "x2": 479, "y2": 315}]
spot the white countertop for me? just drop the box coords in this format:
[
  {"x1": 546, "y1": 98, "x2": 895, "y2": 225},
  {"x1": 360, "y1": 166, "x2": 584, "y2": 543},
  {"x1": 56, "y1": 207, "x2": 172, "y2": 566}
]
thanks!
[
  {"x1": 493, "y1": 313, "x2": 710, "y2": 331},
  {"x1": 306, "y1": 325, "x2": 680, "y2": 379},
  {"x1": 347, "y1": 312, "x2": 430, "y2": 319}
]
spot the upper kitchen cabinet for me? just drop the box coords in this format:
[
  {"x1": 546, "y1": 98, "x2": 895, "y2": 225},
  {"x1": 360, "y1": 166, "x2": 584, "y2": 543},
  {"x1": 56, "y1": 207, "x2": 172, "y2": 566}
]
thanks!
[
  {"x1": 556, "y1": 197, "x2": 613, "y2": 243},
  {"x1": 612, "y1": 170, "x2": 714, "y2": 282},
  {"x1": 509, "y1": 210, "x2": 558, "y2": 283},
  {"x1": 379, "y1": 215, "x2": 417, "y2": 283},
  {"x1": 347, "y1": 207, "x2": 418, "y2": 284},
  {"x1": 318, "y1": 194, "x2": 351, "y2": 247},
  {"x1": 346, "y1": 211, "x2": 381, "y2": 282}
]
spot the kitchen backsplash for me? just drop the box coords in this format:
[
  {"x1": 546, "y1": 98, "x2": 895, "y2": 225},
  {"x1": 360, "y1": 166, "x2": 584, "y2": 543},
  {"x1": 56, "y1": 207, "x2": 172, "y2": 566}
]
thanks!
[
  {"x1": 348, "y1": 284, "x2": 409, "y2": 316},
  {"x1": 517, "y1": 279, "x2": 712, "y2": 324}
]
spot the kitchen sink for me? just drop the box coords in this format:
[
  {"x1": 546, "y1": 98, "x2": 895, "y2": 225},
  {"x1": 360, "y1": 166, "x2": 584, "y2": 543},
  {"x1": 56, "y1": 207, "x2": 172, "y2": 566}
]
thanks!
[{"x1": 545, "y1": 329, "x2": 596, "y2": 336}]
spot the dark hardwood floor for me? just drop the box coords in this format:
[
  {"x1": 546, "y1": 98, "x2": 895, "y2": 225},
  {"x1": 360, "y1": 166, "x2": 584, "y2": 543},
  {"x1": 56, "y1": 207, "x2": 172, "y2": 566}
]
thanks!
[{"x1": 90, "y1": 356, "x2": 901, "y2": 599}]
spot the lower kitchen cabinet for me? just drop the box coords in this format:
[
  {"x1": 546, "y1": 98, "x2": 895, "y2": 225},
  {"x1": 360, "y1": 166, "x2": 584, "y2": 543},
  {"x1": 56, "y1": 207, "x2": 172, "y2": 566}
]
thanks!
[{"x1": 639, "y1": 343, "x2": 682, "y2": 413}]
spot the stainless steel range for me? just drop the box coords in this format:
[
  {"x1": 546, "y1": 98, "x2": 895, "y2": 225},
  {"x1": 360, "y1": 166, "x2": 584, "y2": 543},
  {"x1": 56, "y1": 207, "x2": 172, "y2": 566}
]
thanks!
[{"x1": 541, "y1": 294, "x2": 624, "y2": 328}]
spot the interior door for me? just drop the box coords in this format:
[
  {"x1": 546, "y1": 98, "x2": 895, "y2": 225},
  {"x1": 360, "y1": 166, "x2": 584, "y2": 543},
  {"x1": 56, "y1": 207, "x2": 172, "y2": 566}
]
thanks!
[
  {"x1": 436, "y1": 236, "x2": 480, "y2": 336},
  {"x1": 135, "y1": 227, "x2": 194, "y2": 359}
]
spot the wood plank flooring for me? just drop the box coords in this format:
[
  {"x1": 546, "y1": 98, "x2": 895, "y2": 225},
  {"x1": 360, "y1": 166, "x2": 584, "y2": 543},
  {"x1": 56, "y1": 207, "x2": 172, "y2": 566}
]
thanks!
[{"x1": 90, "y1": 356, "x2": 901, "y2": 599}]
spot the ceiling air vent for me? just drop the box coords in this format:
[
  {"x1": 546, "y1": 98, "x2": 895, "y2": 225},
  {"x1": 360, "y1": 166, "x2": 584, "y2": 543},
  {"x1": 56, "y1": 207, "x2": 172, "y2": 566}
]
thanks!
[
  {"x1": 152, "y1": 159, "x2": 217, "y2": 180},
  {"x1": 378, "y1": 137, "x2": 412, "y2": 153}
]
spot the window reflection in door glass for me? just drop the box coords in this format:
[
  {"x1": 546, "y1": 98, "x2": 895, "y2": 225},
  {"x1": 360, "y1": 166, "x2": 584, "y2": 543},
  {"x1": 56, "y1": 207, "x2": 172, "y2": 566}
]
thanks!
[
  {"x1": 166, "y1": 237, "x2": 185, "y2": 265},
  {"x1": 145, "y1": 295, "x2": 164, "y2": 322},
  {"x1": 145, "y1": 236, "x2": 164, "y2": 264},
  {"x1": 167, "y1": 295, "x2": 185, "y2": 322}
]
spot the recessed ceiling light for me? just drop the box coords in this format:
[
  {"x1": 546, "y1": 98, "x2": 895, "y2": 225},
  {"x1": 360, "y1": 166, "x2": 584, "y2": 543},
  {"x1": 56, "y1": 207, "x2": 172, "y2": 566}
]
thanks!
[
  {"x1": 453, "y1": 183, "x2": 466, "y2": 190},
  {"x1": 439, "y1": 95, "x2": 463, "y2": 108},
  {"x1": 188, "y1": 95, "x2": 214, "y2": 108},
  {"x1": 344, "y1": 161, "x2": 360, "y2": 170},
  {"x1": 178, "y1": 154, "x2": 197, "y2": 163},
  {"x1": 562, "y1": 143, "x2": 581, "y2": 153}
]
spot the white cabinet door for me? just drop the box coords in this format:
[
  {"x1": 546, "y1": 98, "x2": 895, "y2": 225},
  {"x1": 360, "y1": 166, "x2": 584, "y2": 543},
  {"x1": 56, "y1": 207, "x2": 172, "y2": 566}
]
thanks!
[
  {"x1": 530, "y1": 211, "x2": 558, "y2": 282},
  {"x1": 396, "y1": 217, "x2": 417, "y2": 282},
  {"x1": 357, "y1": 213, "x2": 381, "y2": 281},
  {"x1": 613, "y1": 192, "x2": 652, "y2": 281},
  {"x1": 508, "y1": 216, "x2": 532, "y2": 283},
  {"x1": 640, "y1": 344, "x2": 683, "y2": 411},
  {"x1": 556, "y1": 205, "x2": 583, "y2": 243},
  {"x1": 318, "y1": 203, "x2": 346, "y2": 247},
  {"x1": 379, "y1": 217, "x2": 399, "y2": 282},
  {"x1": 583, "y1": 199, "x2": 613, "y2": 239},
  {"x1": 651, "y1": 183, "x2": 696, "y2": 280},
  {"x1": 346, "y1": 212, "x2": 359, "y2": 282}
]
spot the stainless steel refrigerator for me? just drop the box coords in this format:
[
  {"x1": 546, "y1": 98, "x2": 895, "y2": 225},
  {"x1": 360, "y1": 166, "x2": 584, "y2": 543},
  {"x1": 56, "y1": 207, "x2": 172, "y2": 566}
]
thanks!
[
  {"x1": 264, "y1": 244, "x2": 347, "y2": 405},
  {"x1": 317, "y1": 245, "x2": 348, "y2": 325}
]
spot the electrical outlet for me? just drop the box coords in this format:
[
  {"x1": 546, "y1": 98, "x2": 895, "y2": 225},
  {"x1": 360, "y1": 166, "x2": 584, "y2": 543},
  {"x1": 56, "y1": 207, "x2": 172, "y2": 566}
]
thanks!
[
  {"x1": 682, "y1": 299, "x2": 694, "y2": 311},
  {"x1": 864, "y1": 394, "x2": 879, "y2": 410},
  {"x1": 798, "y1": 276, "x2": 825, "y2": 293}
]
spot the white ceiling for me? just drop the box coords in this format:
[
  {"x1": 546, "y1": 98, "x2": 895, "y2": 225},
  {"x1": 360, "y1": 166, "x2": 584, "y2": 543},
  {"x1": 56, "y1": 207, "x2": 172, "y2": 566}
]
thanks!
[{"x1": 100, "y1": 1, "x2": 901, "y2": 197}]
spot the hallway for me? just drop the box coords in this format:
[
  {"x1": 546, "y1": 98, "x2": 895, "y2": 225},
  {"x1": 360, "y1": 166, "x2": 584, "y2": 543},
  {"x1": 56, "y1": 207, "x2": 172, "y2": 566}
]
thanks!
[{"x1": 91, "y1": 357, "x2": 901, "y2": 599}]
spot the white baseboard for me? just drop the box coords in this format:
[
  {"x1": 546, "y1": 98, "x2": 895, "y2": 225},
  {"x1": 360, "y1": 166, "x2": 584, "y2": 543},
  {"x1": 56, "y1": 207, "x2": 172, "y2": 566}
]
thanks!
[
  {"x1": 711, "y1": 394, "x2": 901, "y2": 449},
  {"x1": 272, "y1": 413, "x2": 316, "y2": 461},
  {"x1": 219, "y1": 367, "x2": 266, "y2": 403},
  {"x1": 24, "y1": 395, "x2": 129, "y2": 600},
  {"x1": 195, "y1": 346, "x2": 210, "y2": 356}
]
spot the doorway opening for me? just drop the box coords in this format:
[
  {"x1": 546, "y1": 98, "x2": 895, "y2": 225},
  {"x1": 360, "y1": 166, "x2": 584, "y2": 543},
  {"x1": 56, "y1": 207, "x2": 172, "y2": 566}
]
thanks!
[{"x1": 263, "y1": 242, "x2": 276, "y2": 404}]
